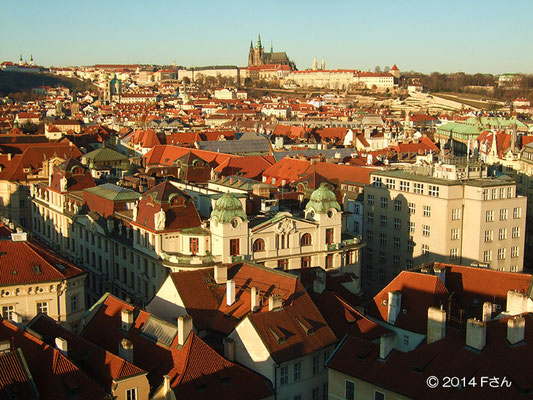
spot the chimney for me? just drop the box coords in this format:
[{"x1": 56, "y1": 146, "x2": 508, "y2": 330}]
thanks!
[
  {"x1": 507, "y1": 316, "x2": 525, "y2": 345},
  {"x1": 507, "y1": 290, "x2": 527, "y2": 315},
  {"x1": 224, "y1": 337, "x2": 235, "y2": 361},
  {"x1": 482, "y1": 302, "x2": 492, "y2": 322},
  {"x1": 251, "y1": 287, "x2": 259, "y2": 312},
  {"x1": 178, "y1": 315, "x2": 193, "y2": 346},
  {"x1": 433, "y1": 265, "x2": 446, "y2": 285},
  {"x1": 214, "y1": 265, "x2": 227, "y2": 284},
  {"x1": 387, "y1": 291, "x2": 402, "y2": 325},
  {"x1": 269, "y1": 294, "x2": 283, "y2": 311},
  {"x1": 466, "y1": 319, "x2": 486, "y2": 351},
  {"x1": 55, "y1": 337, "x2": 68, "y2": 356},
  {"x1": 162, "y1": 375, "x2": 171, "y2": 399},
  {"x1": 379, "y1": 332, "x2": 396, "y2": 360},
  {"x1": 121, "y1": 309, "x2": 134, "y2": 331},
  {"x1": 313, "y1": 268, "x2": 326, "y2": 294},
  {"x1": 119, "y1": 338, "x2": 134, "y2": 363},
  {"x1": 427, "y1": 307, "x2": 446, "y2": 343},
  {"x1": 226, "y1": 279, "x2": 236, "y2": 306}
]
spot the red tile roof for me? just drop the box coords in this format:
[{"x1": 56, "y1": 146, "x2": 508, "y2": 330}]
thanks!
[
  {"x1": 0, "y1": 318, "x2": 107, "y2": 399},
  {"x1": 0, "y1": 224, "x2": 85, "y2": 286},
  {"x1": 0, "y1": 348, "x2": 38, "y2": 400},
  {"x1": 81, "y1": 294, "x2": 273, "y2": 400},
  {"x1": 328, "y1": 313, "x2": 533, "y2": 400}
]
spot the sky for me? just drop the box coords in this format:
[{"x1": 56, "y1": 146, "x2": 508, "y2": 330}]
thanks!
[{"x1": 1, "y1": 0, "x2": 532, "y2": 74}]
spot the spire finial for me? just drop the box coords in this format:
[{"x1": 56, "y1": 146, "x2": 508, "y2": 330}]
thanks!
[{"x1": 270, "y1": 40, "x2": 273, "y2": 53}]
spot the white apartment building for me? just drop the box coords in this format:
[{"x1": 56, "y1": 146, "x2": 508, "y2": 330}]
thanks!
[{"x1": 363, "y1": 168, "x2": 526, "y2": 295}]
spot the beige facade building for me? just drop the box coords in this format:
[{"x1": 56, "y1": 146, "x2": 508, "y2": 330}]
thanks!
[
  {"x1": 363, "y1": 167, "x2": 526, "y2": 295},
  {"x1": 0, "y1": 224, "x2": 86, "y2": 332}
]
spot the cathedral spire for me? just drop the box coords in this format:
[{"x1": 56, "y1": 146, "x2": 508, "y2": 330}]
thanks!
[
  {"x1": 270, "y1": 40, "x2": 273, "y2": 53},
  {"x1": 250, "y1": 40, "x2": 253, "y2": 50},
  {"x1": 257, "y1": 33, "x2": 262, "y2": 49}
]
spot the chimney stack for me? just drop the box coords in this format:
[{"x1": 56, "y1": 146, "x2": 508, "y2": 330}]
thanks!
[
  {"x1": 178, "y1": 315, "x2": 193, "y2": 346},
  {"x1": 313, "y1": 268, "x2": 326, "y2": 294},
  {"x1": 466, "y1": 319, "x2": 486, "y2": 351},
  {"x1": 162, "y1": 375, "x2": 171, "y2": 399},
  {"x1": 224, "y1": 337, "x2": 235, "y2": 361},
  {"x1": 55, "y1": 337, "x2": 68, "y2": 356},
  {"x1": 269, "y1": 294, "x2": 283, "y2": 311},
  {"x1": 214, "y1": 265, "x2": 227, "y2": 284},
  {"x1": 433, "y1": 265, "x2": 446, "y2": 285},
  {"x1": 119, "y1": 338, "x2": 134, "y2": 363},
  {"x1": 507, "y1": 316, "x2": 525, "y2": 345},
  {"x1": 121, "y1": 309, "x2": 134, "y2": 332},
  {"x1": 379, "y1": 332, "x2": 396, "y2": 360},
  {"x1": 226, "y1": 279, "x2": 236, "y2": 306},
  {"x1": 427, "y1": 307, "x2": 446, "y2": 344},
  {"x1": 251, "y1": 287, "x2": 259, "y2": 312},
  {"x1": 507, "y1": 290, "x2": 527, "y2": 315},
  {"x1": 482, "y1": 302, "x2": 492, "y2": 322},
  {"x1": 387, "y1": 291, "x2": 402, "y2": 325}
]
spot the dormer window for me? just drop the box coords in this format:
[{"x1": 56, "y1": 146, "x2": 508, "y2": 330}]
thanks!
[{"x1": 171, "y1": 197, "x2": 185, "y2": 207}]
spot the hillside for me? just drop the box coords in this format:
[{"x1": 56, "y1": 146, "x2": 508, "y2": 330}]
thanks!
[{"x1": 0, "y1": 70, "x2": 97, "y2": 96}]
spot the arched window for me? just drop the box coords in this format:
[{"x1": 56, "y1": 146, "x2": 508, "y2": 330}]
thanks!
[
  {"x1": 171, "y1": 196, "x2": 185, "y2": 207},
  {"x1": 253, "y1": 238, "x2": 265, "y2": 252},
  {"x1": 301, "y1": 233, "x2": 312, "y2": 246}
]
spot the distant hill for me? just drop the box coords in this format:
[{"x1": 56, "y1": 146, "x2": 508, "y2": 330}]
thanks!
[{"x1": 0, "y1": 70, "x2": 98, "y2": 96}]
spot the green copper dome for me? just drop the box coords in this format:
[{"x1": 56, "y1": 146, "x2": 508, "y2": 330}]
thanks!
[
  {"x1": 305, "y1": 183, "x2": 341, "y2": 214},
  {"x1": 211, "y1": 193, "x2": 247, "y2": 223}
]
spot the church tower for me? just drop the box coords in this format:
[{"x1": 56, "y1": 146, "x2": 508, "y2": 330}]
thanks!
[
  {"x1": 312, "y1": 57, "x2": 318, "y2": 71},
  {"x1": 321, "y1": 57, "x2": 326, "y2": 71},
  {"x1": 248, "y1": 41, "x2": 254, "y2": 67}
]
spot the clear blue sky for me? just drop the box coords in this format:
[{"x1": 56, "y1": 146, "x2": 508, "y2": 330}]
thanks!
[{"x1": 1, "y1": 0, "x2": 532, "y2": 74}]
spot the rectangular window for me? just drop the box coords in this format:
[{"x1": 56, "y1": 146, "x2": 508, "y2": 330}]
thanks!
[
  {"x1": 422, "y1": 225, "x2": 430, "y2": 236},
  {"x1": 312, "y1": 354, "x2": 320, "y2": 375},
  {"x1": 366, "y1": 247, "x2": 373, "y2": 260},
  {"x1": 379, "y1": 268, "x2": 385, "y2": 280},
  {"x1": 280, "y1": 365, "x2": 289, "y2": 385},
  {"x1": 301, "y1": 256, "x2": 311, "y2": 268},
  {"x1": 325, "y1": 254, "x2": 334, "y2": 269},
  {"x1": 423, "y1": 205, "x2": 431, "y2": 217},
  {"x1": 499, "y1": 228, "x2": 507, "y2": 240},
  {"x1": 399, "y1": 181, "x2": 410, "y2": 192},
  {"x1": 492, "y1": 188, "x2": 497, "y2": 200},
  {"x1": 511, "y1": 246, "x2": 519, "y2": 258},
  {"x1": 380, "y1": 197, "x2": 388, "y2": 208},
  {"x1": 373, "y1": 177, "x2": 382, "y2": 187},
  {"x1": 500, "y1": 209, "x2": 508, "y2": 221},
  {"x1": 278, "y1": 259, "x2": 289, "y2": 270},
  {"x1": 414, "y1": 183, "x2": 424, "y2": 194},
  {"x1": 230, "y1": 239, "x2": 239, "y2": 256},
  {"x1": 393, "y1": 255, "x2": 401, "y2": 268},
  {"x1": 323, "y1": 384, "x2": 328, "y2": 400},
  {"x1": 483, "y1": 189, "x2": 489, "y2": 200},
  {"x1": 379, "y1": 233, "x2": 387, "y2": 245},
  {"x1": 366, "y1": 230, "x2": 373, "y2": 241},
  {"x1": 428, "y1": 185, "x2": 439, "y2": 197},
  {"x1": 2, "y1": 306, "x2": 14, "y2": 320},
  {"x1": 452, "y1": 208, "x2": 461, "y2": 220},
  {"x1": 500, "y1": 187, "x2": 505, "y2": 199},
  {"x1": 345, "y1": 380, "x2": 356, "y2": 400},
  {"x1": 408, "y1": 202, "x2": 415, "y2": 214},
  {"x1": 407, "y1": 240, "x2": 415, "y2": 252},
  {"x1": 385, "y1": 178, "x2": 395, "y2": 189},
  {"x1": 409, "y1": 221, "x2": 415, "y2": 233},
  {"x1": 403, "y1": 334, "x2": 410, "y2": 346},
  {"x1": 451, "y1": 228, "x2": 459, "y2": 240},
  {"x1": 367, "y1": 212, "x2": 374, "y2": 224},
  {"x1": 366, "y1": 265, "x2": 373, "y2": 277},
  {"x1": 513, "y1": 207, "x2": 521, "y2": 219},
  {"x1": 367, "y1": 194, "x2": 374, "y2": 205},
  {"x1": 380, "y1": 215, "x2": 387, "y2": 226},
  {"x1": 498, "y1": 248, "x2": 506, "y2": 260},
  {"x1": 512, "y1": 227, "x2": 520, "y2": 238},
  {"x1": 312, "y1": 387, "x2": 320, "y2": 400},
  {"x1": 485, "y1": 230, "x2": 494, "y2": 242},
  {"x1": 323, "y1": 350, "x2": 330, "y2": 369},
  {"x1": 379, "y1": 251, "x2": 386, "y2": 263},
  {"x1": 326, "y1": 228, "x2": 334, "y2": 244},
  {"x1": 71, "y1": 295, "x2": 79, "y2": 311},
  {"x1": 293, "y1": 361, "x2": 302, "y2": 381},
  {"x1": 394, "y1": 218, "x2": 401, "y2": 230},
  {"x1": 450, "y1": 248, "x2": 459, "y2": 259},
  {"x1": 406, "y1": 259, "x2": 414, "y2": 269},
  {"x1": 483, "y1": 250, "x2": 492, "y2": 262},
  {"x1": 393, "y1": 237, "x2": 400, "y2": 248},
  {"x1": 37, "y1": 302, "x2": 48, "y2": 315},
  {"x1": 508, "y1": 187, "x2": 514, "y2": 198},
  {"x1": 486, "y1": 210, "x2": 494, "y2": 222},
  {"x1": 190, "y1": 237, "x2": 199, "y2": 254},
  {"x1": 422, "y1": 244, "x2": 429, "y2": 256},
  {"x1": 394, "y1": 199, "x2": 402, "y2": 211},
  {"x1": 126, "y1": 388, "x2": 137, "y2": 400}
]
